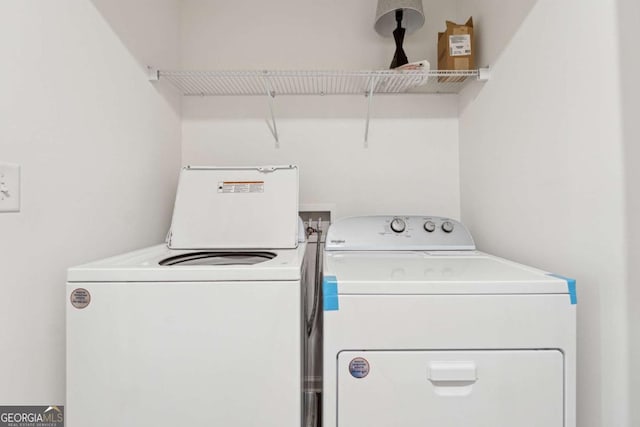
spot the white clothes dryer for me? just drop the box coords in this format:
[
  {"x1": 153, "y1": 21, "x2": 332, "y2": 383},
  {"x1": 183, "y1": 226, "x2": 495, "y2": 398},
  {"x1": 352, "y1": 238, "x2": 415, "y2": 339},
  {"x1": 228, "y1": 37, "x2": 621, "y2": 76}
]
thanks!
[{"x1": 322, "y1": 215, "x2": 576, "y2": 427}]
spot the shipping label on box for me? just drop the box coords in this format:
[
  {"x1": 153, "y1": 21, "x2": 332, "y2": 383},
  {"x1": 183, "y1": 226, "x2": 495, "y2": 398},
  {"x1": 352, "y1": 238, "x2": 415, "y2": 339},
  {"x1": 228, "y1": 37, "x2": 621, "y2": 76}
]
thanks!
[{"x1": 449, "y1": 34, "x2": 472, "y2": 56}]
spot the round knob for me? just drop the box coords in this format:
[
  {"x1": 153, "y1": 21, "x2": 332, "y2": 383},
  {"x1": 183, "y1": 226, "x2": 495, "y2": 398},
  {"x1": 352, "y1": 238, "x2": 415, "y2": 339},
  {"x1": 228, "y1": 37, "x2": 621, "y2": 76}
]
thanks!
[
  {"x1": 390, "y1": 218, "x2": 406, "y2": 233},
  {"x1": 423, "y1": 221, "x2": 436, "y2": 232},
  {"x1": 441, "y1": 221, "x2": 454, "y2": 233}
]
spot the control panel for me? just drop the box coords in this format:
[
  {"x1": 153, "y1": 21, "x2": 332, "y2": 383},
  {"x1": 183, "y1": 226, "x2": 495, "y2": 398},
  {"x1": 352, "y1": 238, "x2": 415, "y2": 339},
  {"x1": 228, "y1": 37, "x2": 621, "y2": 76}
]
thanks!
[{"x1": 324, "y1": 215, "x2": 475, "y2": 251}]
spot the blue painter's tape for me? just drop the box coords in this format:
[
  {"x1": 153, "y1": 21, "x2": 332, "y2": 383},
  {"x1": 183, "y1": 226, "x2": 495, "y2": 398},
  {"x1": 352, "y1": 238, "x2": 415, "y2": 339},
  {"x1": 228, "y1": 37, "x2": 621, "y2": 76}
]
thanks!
[
  {"x1": 548, "y1": 273, "x2": 577, "y2": 305},
  {"x1": 323, "y1": 275, "x2": 339, "y2": 311}
]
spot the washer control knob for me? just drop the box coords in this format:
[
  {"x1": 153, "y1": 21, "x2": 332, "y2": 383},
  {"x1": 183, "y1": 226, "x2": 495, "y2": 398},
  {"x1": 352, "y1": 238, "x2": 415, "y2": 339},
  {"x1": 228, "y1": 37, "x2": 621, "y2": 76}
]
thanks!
[
  {"x1": 423, "y1": 221, "x2": 436, "y2": 232},
  {"x1": 441, "y1": 221, "x2": 454, "y2": 233},
  {"x1": 390, "y1": 218, "x2": 406, "y2": 233}
]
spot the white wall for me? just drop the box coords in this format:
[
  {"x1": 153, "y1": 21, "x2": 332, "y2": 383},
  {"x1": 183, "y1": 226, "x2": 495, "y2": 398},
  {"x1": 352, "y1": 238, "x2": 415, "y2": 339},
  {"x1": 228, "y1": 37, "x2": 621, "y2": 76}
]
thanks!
[
  {"x1": 182, "y1": 99, "x2": 460, "y2": 219},
  {"x1": 0, "y1": 0, "x2": 181, "y2": 404},
  {"x1": 458, "y1": 0, "x2": 628, "y2": 426},
  {"x1": 180, "y1": 0, "x2": 462, "y2": 219},
  {"x1": 90, "y1": 0, "x2": 181, "y2": 72},
  {"x1": 180, "y1": 0, "x2": 452, "y2": 70},
  {"x1": 617, "y1": 0, "x2": 640, "y2": 425},
  {"x1": 455, "y1": 0, "x2": 538, "y2": 68}
]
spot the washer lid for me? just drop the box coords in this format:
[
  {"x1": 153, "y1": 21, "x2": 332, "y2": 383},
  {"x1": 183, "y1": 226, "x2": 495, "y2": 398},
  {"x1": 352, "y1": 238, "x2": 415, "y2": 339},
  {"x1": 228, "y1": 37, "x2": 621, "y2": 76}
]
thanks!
[
  {"x1": 67, "y1": 244, "x2": 306, "y2": 283},
  {"x1": 323, "y1": 251, "x2": 570, "y2": 296},
  {"x1": 168, "y1": 165, "x2": 299, "y2": 250}
]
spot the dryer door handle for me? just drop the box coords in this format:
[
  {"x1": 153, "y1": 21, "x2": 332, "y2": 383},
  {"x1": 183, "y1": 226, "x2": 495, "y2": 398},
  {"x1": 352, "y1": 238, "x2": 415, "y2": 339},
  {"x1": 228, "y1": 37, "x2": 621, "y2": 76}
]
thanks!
[{"x1": 427, "y1": 361, "x2": 477, "y2": 384}]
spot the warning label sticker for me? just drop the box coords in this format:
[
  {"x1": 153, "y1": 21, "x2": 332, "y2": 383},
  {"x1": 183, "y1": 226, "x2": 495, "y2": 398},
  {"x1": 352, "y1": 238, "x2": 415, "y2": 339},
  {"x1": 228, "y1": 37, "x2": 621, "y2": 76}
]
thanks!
[
  {"x1": 449, "y1": 34, "x2": 471, "y2": 56},
  {"x1": 218, "y1": 181, "x2": 264, "y2": 193}
]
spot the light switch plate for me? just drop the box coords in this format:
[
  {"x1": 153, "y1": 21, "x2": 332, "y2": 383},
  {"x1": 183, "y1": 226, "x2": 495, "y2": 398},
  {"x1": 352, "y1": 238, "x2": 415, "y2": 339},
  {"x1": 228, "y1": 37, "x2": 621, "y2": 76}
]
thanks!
[{"x1": 0, "y1": 163, "x2": 20, "y2": 212}]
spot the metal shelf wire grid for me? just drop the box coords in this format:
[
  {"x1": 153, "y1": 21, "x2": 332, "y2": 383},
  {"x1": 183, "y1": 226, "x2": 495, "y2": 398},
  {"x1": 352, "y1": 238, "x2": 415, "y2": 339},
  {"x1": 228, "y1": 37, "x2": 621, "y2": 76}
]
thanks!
[{"x1": 159, "y1": 69, "x2": 480, "y2": 96}]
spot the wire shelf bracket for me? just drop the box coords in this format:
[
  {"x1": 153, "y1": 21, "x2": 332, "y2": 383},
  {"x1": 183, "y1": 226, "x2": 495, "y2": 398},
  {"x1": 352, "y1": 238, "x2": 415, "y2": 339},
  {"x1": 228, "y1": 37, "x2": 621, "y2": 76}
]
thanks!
[
  {"x1": 262, "y1": 74, "x2": 279, "y2": 147},
  {"x1": 147, "y1": 66, "x2": 159, "y2": 81},
  {"x1": 364, "y1": 75, "x2": 378, "y2": 148}
]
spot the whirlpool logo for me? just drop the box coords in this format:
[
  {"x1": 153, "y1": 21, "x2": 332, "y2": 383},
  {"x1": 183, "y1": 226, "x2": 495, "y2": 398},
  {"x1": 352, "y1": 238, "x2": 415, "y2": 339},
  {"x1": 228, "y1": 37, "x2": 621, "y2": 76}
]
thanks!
[{"x1": 0, "y1": 406, "x2": 64, "y2": 427}]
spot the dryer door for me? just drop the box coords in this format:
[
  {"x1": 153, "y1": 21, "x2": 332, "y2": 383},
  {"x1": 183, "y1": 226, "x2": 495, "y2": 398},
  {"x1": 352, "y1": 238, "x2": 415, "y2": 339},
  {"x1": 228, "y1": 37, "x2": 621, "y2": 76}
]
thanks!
[{"x1": 337, "y1": 350, "x2": 563, "y2": 427}]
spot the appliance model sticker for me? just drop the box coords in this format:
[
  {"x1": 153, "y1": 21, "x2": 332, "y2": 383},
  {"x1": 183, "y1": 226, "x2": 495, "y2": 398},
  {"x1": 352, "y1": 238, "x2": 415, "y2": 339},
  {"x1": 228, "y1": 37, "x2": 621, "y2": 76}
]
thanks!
[
  {"x1": 449, "y1": 34, "x2": 471, "y2": 56},
  {"x1": 70, "y1": 288, "x2": 91, "y2": 309},
  {"x1": 349, "y1": 357, "x2": 370, "y2": 379},
  {"x1": 218, "y1": 181, "x2": 264, "y2": 194}
]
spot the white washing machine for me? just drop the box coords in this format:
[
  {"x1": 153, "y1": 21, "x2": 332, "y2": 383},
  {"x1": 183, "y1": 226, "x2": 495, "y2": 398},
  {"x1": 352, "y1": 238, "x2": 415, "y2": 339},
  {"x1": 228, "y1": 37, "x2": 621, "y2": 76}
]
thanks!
[
  {"x1": 66, "y1": 165, "x2": 307, "y2": 427},
  {"x1": 322, "y1": 215, "x2": 576, "y2": 427}
]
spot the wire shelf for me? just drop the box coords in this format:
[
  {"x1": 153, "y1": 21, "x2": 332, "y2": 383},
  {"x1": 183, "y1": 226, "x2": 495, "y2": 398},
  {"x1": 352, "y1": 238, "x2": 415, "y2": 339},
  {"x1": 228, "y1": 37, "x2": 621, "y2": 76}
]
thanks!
[
  {"x1": 151, "y1": 68, "x2": 489, "y2": 146},
  {"x1": 158, "y1": 69, "x2": 482, "y2": 96}
]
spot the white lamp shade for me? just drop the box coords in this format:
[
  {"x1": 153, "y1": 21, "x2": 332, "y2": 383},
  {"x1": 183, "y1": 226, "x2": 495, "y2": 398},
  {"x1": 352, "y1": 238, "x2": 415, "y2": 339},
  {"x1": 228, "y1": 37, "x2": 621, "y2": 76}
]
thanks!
[{"x1": 374, "y1": 0, "x2": 425, "y2": 36}]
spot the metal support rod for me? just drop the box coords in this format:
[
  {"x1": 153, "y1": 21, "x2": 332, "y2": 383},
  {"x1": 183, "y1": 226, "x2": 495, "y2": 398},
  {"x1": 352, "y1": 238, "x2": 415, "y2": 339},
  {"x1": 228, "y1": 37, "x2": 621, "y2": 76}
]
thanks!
[
  {"x1": 364, "y1": 76, "x2": 377, "y2": 147},
  {"x1": 263, "y1": 74, "x2": 279, "y2": 147}
]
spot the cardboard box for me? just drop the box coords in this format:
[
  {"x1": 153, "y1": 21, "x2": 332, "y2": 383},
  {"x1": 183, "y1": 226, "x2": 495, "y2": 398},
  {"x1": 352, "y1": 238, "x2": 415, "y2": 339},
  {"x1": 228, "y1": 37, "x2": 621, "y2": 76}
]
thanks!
[{"x1": 438, "y1": 17, "x2": 475, "y2": 74}]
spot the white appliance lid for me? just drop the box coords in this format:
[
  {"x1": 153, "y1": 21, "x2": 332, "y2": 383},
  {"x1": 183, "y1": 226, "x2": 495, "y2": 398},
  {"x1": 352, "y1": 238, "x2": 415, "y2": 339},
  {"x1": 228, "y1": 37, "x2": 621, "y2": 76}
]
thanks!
[
  {"x1": 168, "y1": 165, "x2": 299, "y2": 250},
  {"x1": 67, "y1": 244, "x2": 306, "y2": 283},
  {"x1": 323, "y1": 251, "x2": 572, "y2": 296}
]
